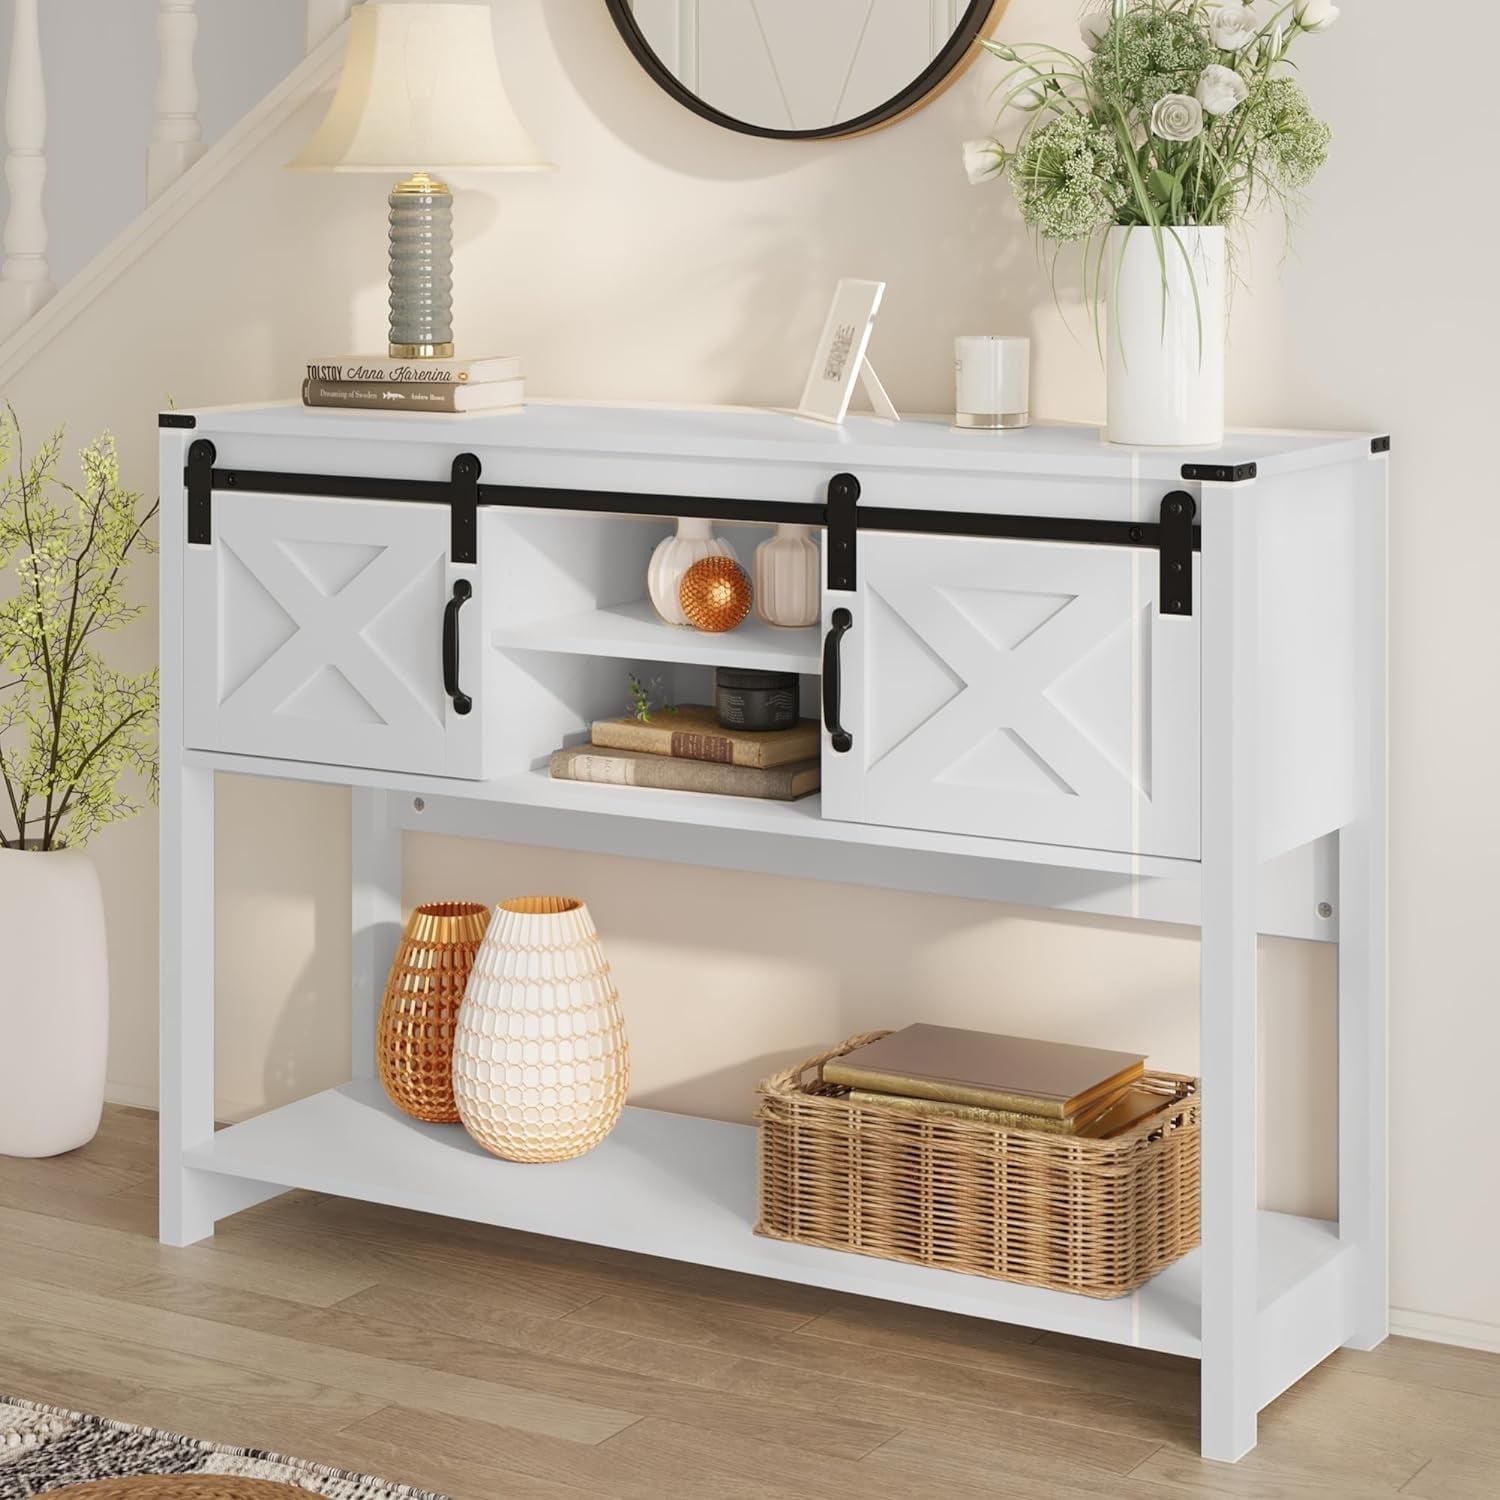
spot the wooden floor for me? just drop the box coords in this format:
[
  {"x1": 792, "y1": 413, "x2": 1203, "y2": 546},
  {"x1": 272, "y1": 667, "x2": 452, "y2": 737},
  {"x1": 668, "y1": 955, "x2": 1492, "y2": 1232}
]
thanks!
[{"x1": 1, "y1": 1108, "x2": 1497, "y2": 1499}]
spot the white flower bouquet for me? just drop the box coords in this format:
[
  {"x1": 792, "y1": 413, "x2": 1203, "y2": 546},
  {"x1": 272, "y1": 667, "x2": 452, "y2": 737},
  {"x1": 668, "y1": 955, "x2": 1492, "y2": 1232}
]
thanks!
[{"x1": 964, "y1": 1, "x2": 1335, "y2": 247}]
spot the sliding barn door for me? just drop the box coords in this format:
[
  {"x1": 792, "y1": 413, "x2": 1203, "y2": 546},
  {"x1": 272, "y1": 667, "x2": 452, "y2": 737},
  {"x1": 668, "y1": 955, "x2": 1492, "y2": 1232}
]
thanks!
[{"x1": 821, "y1": 531, "x2": 1200, "y2": 859}]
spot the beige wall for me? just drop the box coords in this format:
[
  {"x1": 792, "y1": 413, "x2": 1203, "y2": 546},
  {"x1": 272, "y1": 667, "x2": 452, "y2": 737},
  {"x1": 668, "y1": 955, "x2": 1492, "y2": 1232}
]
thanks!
[{"x1": 4, "y1": 0, "x2": 1495, "y2": 1343}]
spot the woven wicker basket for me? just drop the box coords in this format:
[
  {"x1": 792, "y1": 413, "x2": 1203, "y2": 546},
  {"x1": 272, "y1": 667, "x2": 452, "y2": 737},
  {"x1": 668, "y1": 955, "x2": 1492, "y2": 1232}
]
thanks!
[{"x1": 756, "y1": 1031, "x2": 1200, "y2": 1299}]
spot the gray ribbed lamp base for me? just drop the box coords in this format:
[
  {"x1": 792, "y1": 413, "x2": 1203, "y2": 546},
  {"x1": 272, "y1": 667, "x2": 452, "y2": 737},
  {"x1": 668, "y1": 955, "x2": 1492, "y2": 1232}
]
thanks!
[{"x1": 388, "y1": 171, "x2": 454, "y2": 359}]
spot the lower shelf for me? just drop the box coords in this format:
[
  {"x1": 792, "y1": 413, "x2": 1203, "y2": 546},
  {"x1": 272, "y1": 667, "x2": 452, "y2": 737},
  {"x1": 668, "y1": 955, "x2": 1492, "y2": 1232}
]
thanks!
[{"x1": 184, "y1": 1078, "x2": 1353, "y2": 1366}]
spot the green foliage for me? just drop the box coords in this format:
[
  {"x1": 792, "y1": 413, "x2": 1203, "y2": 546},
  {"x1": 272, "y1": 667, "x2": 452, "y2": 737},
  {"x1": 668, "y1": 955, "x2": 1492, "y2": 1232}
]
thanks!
[
  {"x1": 0, "y1": 408, "x2": 158, "y2": 850},
  {"x1": 968, "y1": 1, "x2": 1335, "y2": 244},
  {"x1": 627, "y1": 673, "x2": 677, "y2": 724}
]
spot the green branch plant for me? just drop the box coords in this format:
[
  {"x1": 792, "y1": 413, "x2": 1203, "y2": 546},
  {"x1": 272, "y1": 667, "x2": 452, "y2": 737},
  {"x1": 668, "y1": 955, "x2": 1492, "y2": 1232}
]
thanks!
[
  {"x1": 963, "y1": 1, "x2": 1337, "y2": 334},
  {"x1": 0, "y1": 407, "x2": 159, "y2": 851}
]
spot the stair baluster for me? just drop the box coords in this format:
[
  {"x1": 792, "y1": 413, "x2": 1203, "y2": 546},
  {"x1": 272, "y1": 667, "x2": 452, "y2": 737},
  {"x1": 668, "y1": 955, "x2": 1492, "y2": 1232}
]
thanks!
[
  {"x1": 0, "y1": 0, "x2": 53, "y2": 340},
  {"x1": 147, "y1": 0, "x2": 206, "y2": 204}
]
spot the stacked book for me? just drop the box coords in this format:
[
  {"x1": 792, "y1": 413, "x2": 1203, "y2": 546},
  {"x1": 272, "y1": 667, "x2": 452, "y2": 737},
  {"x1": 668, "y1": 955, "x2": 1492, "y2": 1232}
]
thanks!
[
  {"x1": 822, "y1": 1024, "x2": 1167, "y2": 1138},
  {"x1": 549, "y1": 704, "x2": 820, "y2": 802},
  {"x1": 302, "y1": 355, "x2": 524, "y2": 414}
]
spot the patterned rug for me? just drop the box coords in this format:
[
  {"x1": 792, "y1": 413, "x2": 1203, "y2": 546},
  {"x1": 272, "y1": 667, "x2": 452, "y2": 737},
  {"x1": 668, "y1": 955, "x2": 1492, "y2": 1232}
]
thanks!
[{"x1": 0, "y1": 1399, "x2": 450, "y2": 1499}]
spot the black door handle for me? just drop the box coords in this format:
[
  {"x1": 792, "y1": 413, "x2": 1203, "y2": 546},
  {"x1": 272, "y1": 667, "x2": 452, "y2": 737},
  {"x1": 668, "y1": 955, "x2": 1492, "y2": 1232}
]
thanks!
[
  {"x1": 443, "y1": 579, "x2": 473, "y2": 716},
  {"x1": 822, "y1": 607, "x2": 853, "y2": 753}
]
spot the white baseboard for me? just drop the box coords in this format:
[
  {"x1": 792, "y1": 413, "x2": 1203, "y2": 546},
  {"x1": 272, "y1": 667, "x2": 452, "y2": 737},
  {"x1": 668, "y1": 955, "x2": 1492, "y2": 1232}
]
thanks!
[
  {"x1": 1390, "y1": 1308, "x2": 1500, "y2": 1355},
  {"x1": 104, "y1": 1083, "x2": 261, "y2": 1125}
]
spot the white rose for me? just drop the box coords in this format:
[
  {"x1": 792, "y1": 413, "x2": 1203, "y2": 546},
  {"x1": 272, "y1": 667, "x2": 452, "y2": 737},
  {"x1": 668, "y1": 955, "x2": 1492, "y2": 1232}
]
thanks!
[
  {"x1": 1209, "y1": 4, "x2": 1258, "y2": 51},
  {"x1": 962, "y1": 137, "x2": 1004, "y2": 185},
  {"x1": 1196, "y1": 64, "x2": 1249, "y2": 117},
  {"x1": 1080, "y1": 9, "x2": 1113, "y2": 50},
  {"x1": 1295, "y1": 0, "x2": 1340, "y2": 30},
  {"x1": 1150, "y1": 93, "x2": 1204, "y2": 143}
]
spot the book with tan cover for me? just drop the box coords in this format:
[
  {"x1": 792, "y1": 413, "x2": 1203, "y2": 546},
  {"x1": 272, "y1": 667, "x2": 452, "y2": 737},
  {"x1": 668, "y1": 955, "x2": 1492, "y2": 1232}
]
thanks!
[
  {"x1": 550, "y1": 745, "x2": 819, "y2": 801},
  {"x1": 821, "y1": 1025, "x2": 1145, "y2": 1120},
  {"x1": 591, "y1": 705, "x2": 819, "y2": 768},
  {"x1": 846, "y1": 1082, "x2": 1144, "y2": 1135}
]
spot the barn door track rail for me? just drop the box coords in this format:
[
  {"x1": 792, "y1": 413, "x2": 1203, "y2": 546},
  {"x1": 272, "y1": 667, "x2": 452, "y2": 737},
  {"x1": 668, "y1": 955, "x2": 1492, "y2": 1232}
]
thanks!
[{"x1": 181, "y1": 447, "x2": 1200, "y2": 612}]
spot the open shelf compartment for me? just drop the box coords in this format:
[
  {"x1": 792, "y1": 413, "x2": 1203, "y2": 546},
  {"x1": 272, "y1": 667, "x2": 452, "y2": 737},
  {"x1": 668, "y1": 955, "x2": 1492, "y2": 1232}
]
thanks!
[{"x1": 185, "y1": 1076, "x2": 1354, "y2": 1362}]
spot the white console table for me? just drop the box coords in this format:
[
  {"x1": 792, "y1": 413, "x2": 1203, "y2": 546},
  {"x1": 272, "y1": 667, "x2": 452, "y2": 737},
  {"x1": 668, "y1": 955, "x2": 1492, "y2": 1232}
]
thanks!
[{"x1": 157, "y1": 401, "x2": 1388, "y2": 1462}]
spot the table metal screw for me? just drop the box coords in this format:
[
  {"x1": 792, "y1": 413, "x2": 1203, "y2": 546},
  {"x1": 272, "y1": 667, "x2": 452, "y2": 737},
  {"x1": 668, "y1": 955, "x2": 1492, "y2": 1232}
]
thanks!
[
  {"x1": 413, "y1": 797, "x2": 426, "y2": 813},
  {"x1": 1317, "y1": 901, "x2": 1333, "y2": 919}
]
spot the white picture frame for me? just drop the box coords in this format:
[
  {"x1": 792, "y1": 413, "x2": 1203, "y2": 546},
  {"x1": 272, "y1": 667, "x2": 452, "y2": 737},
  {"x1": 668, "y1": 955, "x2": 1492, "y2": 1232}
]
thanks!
[{"x1": 796, "y1": 278, "x2": 898, "y2": 425}]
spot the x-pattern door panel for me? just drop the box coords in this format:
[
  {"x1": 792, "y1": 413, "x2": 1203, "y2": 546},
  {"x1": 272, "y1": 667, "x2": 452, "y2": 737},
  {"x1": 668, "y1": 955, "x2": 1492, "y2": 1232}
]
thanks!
[
  {"x1": 184, "y1": 493, "x2": 481, "y2": 776},
  {"x1": 822, "y1": 531, "x2": 1200, "y2": 858}
]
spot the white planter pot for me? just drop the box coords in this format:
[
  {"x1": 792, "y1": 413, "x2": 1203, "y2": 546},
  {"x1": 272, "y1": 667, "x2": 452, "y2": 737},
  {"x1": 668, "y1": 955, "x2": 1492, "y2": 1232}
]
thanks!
[
  {"x1": 754, "y1": 523, "x2": 819, "y2": 628},
  {"x1": 647, "y1": 517, "x2": 734, "y2": 626},
  {"x1": 0, "y1": 846, "x2": 108, "y2": 1157},
  {"x1": 1106, "y1": 225, "x2": 1226, "y2": 447}
]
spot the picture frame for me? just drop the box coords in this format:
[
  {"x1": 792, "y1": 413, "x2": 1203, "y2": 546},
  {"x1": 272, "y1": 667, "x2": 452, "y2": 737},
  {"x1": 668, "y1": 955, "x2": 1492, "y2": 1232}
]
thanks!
[{"x1": 796, "y1": 278, "x2": 899, "y2": 425}]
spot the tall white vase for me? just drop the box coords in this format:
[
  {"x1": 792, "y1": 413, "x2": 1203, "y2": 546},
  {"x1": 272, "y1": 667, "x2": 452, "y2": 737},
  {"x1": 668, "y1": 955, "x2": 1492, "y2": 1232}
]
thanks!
[
  {"x1": 453, "y1": 896, "x2": 628, "y2": 1163},
  {"x1": 647, "y1": 517, "x2": 733, "y2": 626},
  {"x1": 754, "y1": 523, "x2": 819, "y2": 628},
  {"x1": 1106, "y1": 225, "x2": 1226, "y2": 447},
  {"x1": 0, "y1": 846, "x2": 108, "y2": 1157}
]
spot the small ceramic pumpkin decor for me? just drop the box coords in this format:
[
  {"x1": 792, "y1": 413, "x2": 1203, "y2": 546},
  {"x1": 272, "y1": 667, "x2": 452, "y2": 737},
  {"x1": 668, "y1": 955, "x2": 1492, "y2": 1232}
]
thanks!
[
  {"x1": 453, "y1": 897, "x2": 628, "y2": 1162},
  {"x1": 679, "y1": 555, "x2": 752, "y2": 632}
]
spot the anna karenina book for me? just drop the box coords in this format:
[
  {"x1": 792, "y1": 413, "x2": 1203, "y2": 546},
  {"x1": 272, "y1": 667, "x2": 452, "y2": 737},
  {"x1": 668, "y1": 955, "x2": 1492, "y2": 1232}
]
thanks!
[{"x1": 305, "y1": 354, "x2": 522, "y2": 385}]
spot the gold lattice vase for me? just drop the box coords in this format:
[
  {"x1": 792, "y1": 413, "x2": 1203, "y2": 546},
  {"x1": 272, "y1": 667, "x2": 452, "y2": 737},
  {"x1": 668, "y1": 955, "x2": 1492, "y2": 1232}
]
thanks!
[
  {"x1": 377, "y1": 900, "x2": 491, "y2": 1124},
  {"x1": 453, "y1": 896, "x2": 629, "y2": 1162}
]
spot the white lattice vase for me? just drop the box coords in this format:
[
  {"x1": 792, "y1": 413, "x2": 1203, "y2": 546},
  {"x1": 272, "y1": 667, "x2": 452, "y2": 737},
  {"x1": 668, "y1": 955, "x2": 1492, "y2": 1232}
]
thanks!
[
  {"x1": 453, "y1": 897, "x2": 628, "y2": 1163},
  {"x1": 647, "y1": 517, "x2": 734, "y2": 626},
  {"x1": 0, "y1": 847, "x2": 108, "y2": 1157},
  {"x1": 754, "y1": 523, "x2": 819, "y2": 627}
]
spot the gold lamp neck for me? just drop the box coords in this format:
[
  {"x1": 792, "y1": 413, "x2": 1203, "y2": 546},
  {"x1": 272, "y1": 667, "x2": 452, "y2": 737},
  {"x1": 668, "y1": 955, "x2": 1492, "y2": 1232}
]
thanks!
[{"x1": 393, "y1": 170, "x2": 450, "y2": 197}]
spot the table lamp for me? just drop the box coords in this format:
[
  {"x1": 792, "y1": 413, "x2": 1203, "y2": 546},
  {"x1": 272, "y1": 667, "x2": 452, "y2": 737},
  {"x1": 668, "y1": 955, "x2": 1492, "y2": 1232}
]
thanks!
[{"x1": 290, "y1": 1, "x2": 551, "y2": 358}]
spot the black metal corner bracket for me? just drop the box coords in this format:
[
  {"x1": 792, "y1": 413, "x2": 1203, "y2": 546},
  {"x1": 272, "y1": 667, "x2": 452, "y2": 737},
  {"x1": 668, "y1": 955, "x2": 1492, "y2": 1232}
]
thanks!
[
  {"x1": 825, "y1": 472, "x2": 859, "y2": 592},
  {"x1": 1181, "y1": 461, "x2": 1257, "y2": 483},
  {"x1": 1371, "y1": 435, "x2": 1391, "y2": 454},
  {"x1": 1158, "y1": 491, "x2": 1196, "y2": 616},
  {"x1": 159, "y1": 412, "x2": 196, "y2": 429},
  {"x1": 450, "y1": 452, "x2": 481, "y2": 564},
  {"x1": 186, "y1": 439, "x2": 216, "y2": 544}
]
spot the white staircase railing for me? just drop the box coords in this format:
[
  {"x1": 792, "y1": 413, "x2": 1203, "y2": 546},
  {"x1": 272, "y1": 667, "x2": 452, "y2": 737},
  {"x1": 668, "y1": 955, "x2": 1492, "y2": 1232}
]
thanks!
[
  {"x1": 0, "y1": 0, "x2": 52, "y2": 340},
  {"x1": 0, "y1": 0, "x2": 355, "y2": 342},
  {"x1": 147, "y1": 1, "x2": 207, "y2": 206}
]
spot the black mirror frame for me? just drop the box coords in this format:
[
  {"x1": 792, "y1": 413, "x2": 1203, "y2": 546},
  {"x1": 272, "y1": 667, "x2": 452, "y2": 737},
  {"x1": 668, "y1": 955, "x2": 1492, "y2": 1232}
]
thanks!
[{"x1": 604, "y1": 0, "x2": 1007, "y2": 141}]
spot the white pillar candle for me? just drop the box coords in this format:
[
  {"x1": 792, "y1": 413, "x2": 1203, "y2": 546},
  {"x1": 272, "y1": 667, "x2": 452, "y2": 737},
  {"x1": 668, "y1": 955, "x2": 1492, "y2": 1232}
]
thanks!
[{"x1": 954, "y1": 335, "x2": 1030, "y2": 430}]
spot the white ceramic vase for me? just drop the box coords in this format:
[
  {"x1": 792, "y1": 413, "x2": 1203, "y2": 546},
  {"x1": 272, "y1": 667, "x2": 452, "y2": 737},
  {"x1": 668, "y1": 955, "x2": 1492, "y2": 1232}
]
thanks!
[
  {"x1": 1106, "y1": 225, "x2": 1226, "y2": 447},
  {"x1": 754, "y1": 523, "x2": 819, "y2": 628},
  {"x1": 647, "y1": 517, "x2": 734, "y2": 626},
  {"x1": 0, "y1": 846, "x2": 108, "y2": 1157},
  {"x1": 452, "y1": 896, "x2": 628, "y2": 1163}
]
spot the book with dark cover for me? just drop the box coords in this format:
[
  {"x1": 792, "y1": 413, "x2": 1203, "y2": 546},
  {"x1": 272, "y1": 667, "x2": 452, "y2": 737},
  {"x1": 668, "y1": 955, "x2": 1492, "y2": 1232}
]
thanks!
[
  {"x1": 590, "y1": 705, "x2": 819, "y2": 769},
  {"x1": 821, "y1": 1024, "x2": 1145, "y2": 1120},
  {"x1": 302, "y1": 376, "x2": 524, "y2": 413},
  {"x1": 549, "y1": 745, "x2": 819, "y2": 801}
]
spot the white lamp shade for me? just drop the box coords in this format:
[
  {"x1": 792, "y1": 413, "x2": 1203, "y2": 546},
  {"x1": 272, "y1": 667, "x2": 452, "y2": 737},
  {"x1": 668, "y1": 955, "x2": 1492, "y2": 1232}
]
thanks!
[{"x1": 290, "y1": 2, "x2": 551, "y2": 173}]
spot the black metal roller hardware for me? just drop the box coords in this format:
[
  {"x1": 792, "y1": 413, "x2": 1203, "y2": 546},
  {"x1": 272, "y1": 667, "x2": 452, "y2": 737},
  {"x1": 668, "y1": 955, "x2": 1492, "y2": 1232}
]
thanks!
[
  {"x1": 823, "y1": 607, "x2": 853, "y2": 754},
  {"x1": 443, "y1": 579, "x2": 473, "y2": 716}
]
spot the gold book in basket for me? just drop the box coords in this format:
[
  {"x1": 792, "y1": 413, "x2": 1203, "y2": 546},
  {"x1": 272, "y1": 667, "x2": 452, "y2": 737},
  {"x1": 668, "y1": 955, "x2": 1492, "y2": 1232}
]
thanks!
[
  {"x1": 845, "y1": 1082, "x2": 1158, "y2": 1136},
  {"x1": 821, "y1": 1023, "x2": 1145, "y2": 1120}
]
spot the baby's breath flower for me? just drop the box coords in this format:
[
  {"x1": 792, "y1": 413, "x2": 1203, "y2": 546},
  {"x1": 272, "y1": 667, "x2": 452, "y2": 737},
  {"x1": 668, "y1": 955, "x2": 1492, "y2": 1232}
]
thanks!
[
  {"x1": 1245, "y1": 77, "x2": 1331, "y2": 188},
  {"x1": 1009, "y1": 114, "x2": 1128, "y2": 242},
  {"x1": 1089, "y1": 9, "x2": 1214, "y2": 114}
]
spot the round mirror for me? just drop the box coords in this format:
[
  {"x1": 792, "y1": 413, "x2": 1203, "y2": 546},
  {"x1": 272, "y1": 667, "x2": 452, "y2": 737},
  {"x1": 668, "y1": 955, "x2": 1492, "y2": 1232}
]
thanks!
[{"x1": 605, "y1": 1, "x2": 1006, "y2": 141}]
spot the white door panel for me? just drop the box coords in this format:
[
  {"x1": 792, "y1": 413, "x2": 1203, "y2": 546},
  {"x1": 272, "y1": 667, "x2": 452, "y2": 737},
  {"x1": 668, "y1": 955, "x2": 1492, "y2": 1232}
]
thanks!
[
  {"x1": 822, "y1": 531, "x2": 1200, "y2": 858},
  {"x1": 184, "y1": 493, "x2": 483, "y2": 777}
]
